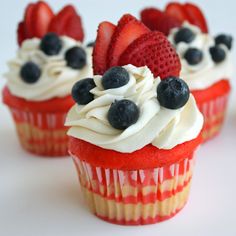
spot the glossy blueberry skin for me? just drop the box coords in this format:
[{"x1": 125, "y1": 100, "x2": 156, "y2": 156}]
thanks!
[
  {"x1": 209, "y1": 46, "x2": 226, "y2": 63},
  {"x1": 215, "y1": 34, "x2": 233, "y2": 50},
  {"x1": 184, "y1": 48, "x2": 203, "y2": 65},
  {"x1": 157, "y1": 77, "x2": 190, "y2": 110},
  {"x1": 174, "y1": 27, "x2": 196, "y2": 44},
  {"x1": 107, "y1": 99, "x2": 140, "y2": 130},
  {"x1": 71, "y1": 78, "x2": 96, "y2": 105},
  {"x1": 65, "y1": 46, "x2": 87, "y2": 69},
  {"x1": 101, "y1": 66, "x2": 130, "y2": 90},
  {"x1": 40, "y1": 33, "x2": 62, "y2": 56},
  {"x1": 20, "y1": 62, "x2": 41, "y2": 84}
]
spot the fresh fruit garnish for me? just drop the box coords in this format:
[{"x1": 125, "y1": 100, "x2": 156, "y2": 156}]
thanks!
[
  {"x1": 39, "y1": 33, "x2": 62, "y2": 56},
  {"x1": 184, "y1": 48, "x2": 203, "y2": 65},
  {"x1": 156, "y1": 77, "x2": 190, "y2": 109},
  {"x1": 209, "y1": 46, "x2": 226, "y2": 63},
  {"x1": 174, "y1": 27, "x2": 196, "y2": 44},
  {"x1": 215, "y1": 34, "x2": 233, "y2": 50},
  {"x1": 71, "y1": 78, "x2": 96, "y2": 105},
  {"x1": 165, "y1": 2, "x2": 208, "y2": 33},
  {"x1": 108, "y1": 99, "x2": 140, "y2": 130},
  {"x1": 93, "y1": 22, "x2": 116, "y2": 75},
  {"x1": 119, "y1": 31, "x2": 181, "y2": 78},
  {"x1": 101, "y1": 66, "x2": 130, "y2": 89},
  {"x1": 20, "y1": 62, "x2": 41, "y2": 84},
  {"x1": 141, "y1": 8, "x2": 182, "y2": 35},
  {"x1": 107, "y1": 14, "x2": 149, "y2": 67},
  {"x1": 65, "y1": 46, "x2": 87, "y2": 69},
  {"x1": 17, "y1": 2, "x2": 85, "y2": 45},
  {"x1": 48, "y1": 5, "x2": 84, "y2": 42}
]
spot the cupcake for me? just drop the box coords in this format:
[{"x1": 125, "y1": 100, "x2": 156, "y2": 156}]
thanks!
[
  {"x1": 2, "y1": 2, "x2": 92, "y2": 156},
  {"x1": 141, "y1": 3, "x2": 233, "y2": 141},
  {"x1": 66, "y1": 15, "x2": 203, "y2": 225}
]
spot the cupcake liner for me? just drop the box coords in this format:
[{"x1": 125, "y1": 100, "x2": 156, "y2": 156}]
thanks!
[
  {"x1": 197, "y1": 93, "x2": 229, "y2": 142},
  {"x1": 9, "y1": 107, "x2": 68, "y2": 156},
  {"x1": 71, "y1": 152, "x2": 195, "y2": 225}
]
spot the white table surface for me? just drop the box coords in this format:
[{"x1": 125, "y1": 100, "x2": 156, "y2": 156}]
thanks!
[{"x1": 0, "y1": 1, "x2": 236, "y2": 235}]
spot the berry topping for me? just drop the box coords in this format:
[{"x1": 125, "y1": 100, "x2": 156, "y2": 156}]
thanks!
[
  {"x1": 215, "y1": 34, "x2": 233, "y2": 50},
  {"x1": 174, "y1": 27, "x2": 195, "y2": 44},
  {"x1": 71, "y1": 78, "x2": 96, "y2": 105},
  {"x1": 65, "y1": 46, "x2": 87, "y2": 69},
  {"x1": 209, "y1": 46, "x2": 226, "y2": 63},
  {"x1": 107, "y1": 14, "x2": 150, "y2": 67},
  {"x1": 157, "y1": 77, "x2": 190, "y2": 109},
  {"x1": 184, "y1": 48, "x2": 203, "y2": 65},
  {"x1": 93, "y1": 22, "x2": 116, "y2": 75},
  {"x1": 119, "y1": 31, "x2": 181, "y2": 78},
  {"x1": 87, "y1": 41, "x2": 95, "y2": 47},
  {"x1": 141, "y1": 8, "x2": 182, "y2": 36},
  {"x1": 40, "y1": 33, "x2": 62, "y2": 56},
  {"x1": 165, "y1": 2, "x2": 208, "y2": 33},
  {"x1": 48, "y1": 5, "x2": 84, "y2": 42},
  {"x1": 101, "y1": 67, "x2": 130, "y2": 90},
  {"x1": 108, "y1": 99, "x2": 139, "y2": 130},
  {"x1": 20, "y1": 62, "x2": 41, "y2": 84}
]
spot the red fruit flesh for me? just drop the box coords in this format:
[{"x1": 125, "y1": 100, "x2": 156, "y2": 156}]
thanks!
[
  {"x1": 141, "y1": 8, "x2": 181, "y2": 35},
  {"x1": 119, "y1": 31, "x2": 181, "y2": 78},
  {"x1": 93, "y1": 22, "x2": 116, "y2": 75},
  {"x1": 24, "y1": 3, "x2": 35, "y2": 38},
  {"x1": 17, "y1": 21, "x2": 26, "y2": 46},
  {"x1": 107, "y1": 14, "x2": 150, "y2": 68},
  {"x1": 165, "y1": 2, "x2": 188, "y2": 23},
  {"x1": 31, "y1": 1, "x2": 54, "y2": 38},
  {"x1": 184, "y1": 3, "x2": 208, "y2": 33}
]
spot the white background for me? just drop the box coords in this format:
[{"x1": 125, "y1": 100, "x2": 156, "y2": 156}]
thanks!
[{"x1": 0, "y1": 0, "x2": 236, "y2": 235}]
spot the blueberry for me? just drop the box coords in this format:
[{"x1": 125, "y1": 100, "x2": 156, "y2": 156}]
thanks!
[
  {"x1": 40, "y1": 33, "x2": 62, "y2": 56},
  {"x1": 20, "y1": 62, "x2": 41, "y2": 84},
  {"x1": 102, "y1": 67, "x2": 130, "y2": 90},
  {"x1": 174, "y1": 27, "x2": 196, "y2": 44},
  {"x1": 157, "y1": 77, "x2": 190, "y2": 109},
  {"x1": 184, "y1": 48, "x2": 203, "y2": 65},
  {"x1": 108, "y1": 99, "x2": 139, "y2": 130},
  {"x1": 215, "y1": 34, "x2": 233, "y2": 50},
  {"x1": 65, "y1": 46, "x2": 87, "y2": 69},
  {"x1": 87, "y1": 41, "x2": 95, "y2": 47},
  {"x1": 71, "y1": 78, "x2": 96, "y2": 105},
  {"x1": 209, "y1": 46, "x2": 226, "y2": 63}
]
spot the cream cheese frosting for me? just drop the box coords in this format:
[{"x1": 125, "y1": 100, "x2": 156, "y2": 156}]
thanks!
[
  {"x1": 65, "y1": 65, "x2": 203, "y2": 153},
  {"x1": 5, "y1": 36, "x2": 93, "y2": 101},
  {"x1": 168, "y1": 22, "x2": 233, "y2": 90}
]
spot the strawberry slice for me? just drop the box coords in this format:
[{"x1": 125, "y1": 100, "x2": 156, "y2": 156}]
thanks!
[
  {"x1": 107, "y1": 14, "x2": 150, "y2": 68},
  {"x1": 184, "y1": 3, "x2": 208, "y2": 33},
  {"x1": 119, "y1": 31, "x2": 181, "y2": 78},
  {"x1": 48, "y1": 5, "x2": 84, "y2": 41},
  {"x1": 141, "y1": 8, "x2": 181, "y2": 35},
  {"x1": 17, "y1": 21, "x2": 26, "y2": 46},
  {"x1": 24, "y1": 3, "x2": 35, "y2": 38},
  {"x1": 165, "y1": 2, "x2": 188, "y2": 23},
  {"x1": 93, "y1": 22, "x2": 116, "y2": 75},
  {"x1": 31, "y1": 1, "x2": 54, "y2": 38}
]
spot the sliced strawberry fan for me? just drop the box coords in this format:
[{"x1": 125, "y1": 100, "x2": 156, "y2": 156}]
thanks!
[
  {"x1": 140, "y1": 2, "x2": 208, "y2": 36},
  {"x1": 17, "y1": 1, "x2": 84, "y2": 46},
  {"x1": 93, "y1": 14, "x2": 181, "y2": 79}
]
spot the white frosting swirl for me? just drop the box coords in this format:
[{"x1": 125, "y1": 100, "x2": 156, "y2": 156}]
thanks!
[
  {"x1": 65, "y1": 65, "x2": 203, "y2": 153},
  {"x1": 168, "y1": 22, "x2": 233, "y2": 90},
  {"x1": 5, "y1": 36, "x2": 93, "y2": 101}
]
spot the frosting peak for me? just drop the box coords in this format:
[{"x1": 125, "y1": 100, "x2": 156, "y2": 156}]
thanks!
[
  {"x1": 66, "y1": 65, "x2": 203, "y2": 153},
  {"x1": 5, "y1": 36, "x2": 92, "y2": 101}
]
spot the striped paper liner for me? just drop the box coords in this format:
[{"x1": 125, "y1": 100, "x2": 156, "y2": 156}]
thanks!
[
  {"x1": 197, "y1": 93, "x2": 229, "y2": 142},
  {"x1": 71, "y1": 153, "x2": 196, "y2": 225},
  {"x1": 9, "y1": 107, "x2": 69, "y2": 157}
]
